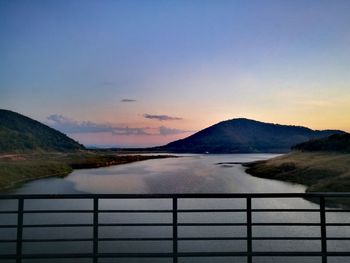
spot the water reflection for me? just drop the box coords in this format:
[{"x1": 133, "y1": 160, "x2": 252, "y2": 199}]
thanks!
[
  {"x1": 64, "y1": 154, "x2": 306, "y2": 194},
  {"x1": 1, "y1": 154, "x2": 350, "y2": 263}
]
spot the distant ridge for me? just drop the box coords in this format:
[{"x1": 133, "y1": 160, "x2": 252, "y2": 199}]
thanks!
[
  {"x1": 157, "y1": 118, "x2": 345, "y2": 153},
  {"x1": 292, "y1": 133, "x2": 350, "y2": 153},
  {"x1": 0, "y1": 109, "x2": 84, "y2": 152}
]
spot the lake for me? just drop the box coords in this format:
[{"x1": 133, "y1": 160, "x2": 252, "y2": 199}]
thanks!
[
  {"x1": 0, "y1": 154, "x2": 349, "y2": 263},
  {"x1": 9, "y1": 154, "x2": 305, "y2": 194}
]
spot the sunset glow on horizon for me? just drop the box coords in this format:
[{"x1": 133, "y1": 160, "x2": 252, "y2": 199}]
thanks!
[{"x1": 1, "y1": 0, "x2": 350, "y2": 147}]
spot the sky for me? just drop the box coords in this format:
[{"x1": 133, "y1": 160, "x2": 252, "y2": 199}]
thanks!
[{"x1": 1, "y1": 0, "x2": 350, "y2": 147}]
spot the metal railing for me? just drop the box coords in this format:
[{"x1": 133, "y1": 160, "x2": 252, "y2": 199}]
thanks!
[{"x1": 0, "y1": 193, "x2": 350, "y2": 263}]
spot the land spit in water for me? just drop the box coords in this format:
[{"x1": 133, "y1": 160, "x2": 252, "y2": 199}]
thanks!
[
  {"x1": 244, "y1": 151, "x2": 350, "y2": 207},
  {"x1": 0, "y1": 152, "x2": 177, "y2": 191}
]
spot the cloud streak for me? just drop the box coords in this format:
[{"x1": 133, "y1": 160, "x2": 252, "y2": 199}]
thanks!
[
  {"x1": 47, "y1": 115, "x2": 114, "y2": 133},
  {"x1": 121, "y1": 99, "x2": 137, "y2": 102},
  {"x1": 112, "y1": 127, "x2": 149, "y2": 135},
  {"x1": 159, "y1": 126, "x2": 192, "y2": 136},
  {"x1": 143, "y1": 114, "x2": 182, "y2": 121},
  {"x1": 47, "y1": 114, "x2": 150, "y2": 135},
  {"x1": 47, "y1": 114, "x2": 192, "y2": 137}
]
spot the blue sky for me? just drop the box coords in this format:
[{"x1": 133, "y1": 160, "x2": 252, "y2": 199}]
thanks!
[{"x1": 1, "y1": 0, "x2": 350, "y2": 147}]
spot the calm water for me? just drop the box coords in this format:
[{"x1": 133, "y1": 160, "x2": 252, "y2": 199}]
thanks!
[
  {"x1": 0, "y1": 154, "x2": 349, "y2": 263},
  {"x1": 10, "y1": 154, "x2": 305, "y2": 194}
]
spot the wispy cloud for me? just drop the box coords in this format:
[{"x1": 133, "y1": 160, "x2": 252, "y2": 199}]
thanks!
[
  {"x1": 47, "y1": 114, "x2": 150, "y2": 135},
  {"x1": 143, "y1": 114, "x2": 182, "y2": 121},
  {"x1": 112, "y1": 127, "x2": 149, "y2": 135},
  {"x1": 47, "y1": 114, "x2": 192, "y2": 137},
  {"x1": 159, "y1": 126, "x2": 192, "y2": 136},
  {"x1": 121, "y1": 99, "x2": 137, "y2": 102}
]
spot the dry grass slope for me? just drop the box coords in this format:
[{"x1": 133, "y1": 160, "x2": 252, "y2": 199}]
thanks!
[
  {"x1": 0, "y1": 152, "x2": 176, "y2": 192},
  {"x1": 245, "y1": 152, "x2": 350, "y2": 206}
]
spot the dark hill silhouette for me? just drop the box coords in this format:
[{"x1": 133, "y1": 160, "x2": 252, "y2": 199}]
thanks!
[
  {"x1": 292, "y1": 133, "x2": 350, "y2": 153},
  {"x1": 157, "y1": 118, "x2": 344, "y2": 153},
  {"x1": 0, "y1": 109, "x2": 84, "y2": 152}
]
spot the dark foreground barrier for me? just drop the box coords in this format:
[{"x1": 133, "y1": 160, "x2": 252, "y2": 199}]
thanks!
[{"x1": 0, "y1": 193, "x2": 350, "y2": 263}]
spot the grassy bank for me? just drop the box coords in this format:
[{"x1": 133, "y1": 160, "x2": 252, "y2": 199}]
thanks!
[
  {"x1": 0, "y1": 152, "x2": 176, "y2": 191},
  {"x1": 244, "y1": 151, "x2": 350, "y2": 206}
]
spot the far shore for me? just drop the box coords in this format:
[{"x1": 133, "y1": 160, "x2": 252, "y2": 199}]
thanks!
[{"x1": 0, "y1": 151, "x2": 177, "y2": 192}]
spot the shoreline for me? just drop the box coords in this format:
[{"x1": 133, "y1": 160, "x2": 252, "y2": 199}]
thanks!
[
  {"x1": 0, "y1": 152, "x2": 177, "y2": 192},
  {"x1": 244, "y1": 151, "x2": 350, "y2": 207}
]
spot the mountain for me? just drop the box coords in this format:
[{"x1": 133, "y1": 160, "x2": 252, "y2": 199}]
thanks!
[
  {"x1": 0, "y1": 109, "x2": 84, "y2": 152},
  {"x1": 292, "y1": 133, "x2": 350, "y2": 153},
  {"x1": 158, "y1": 118, "x2": 345, "y2": 153}
]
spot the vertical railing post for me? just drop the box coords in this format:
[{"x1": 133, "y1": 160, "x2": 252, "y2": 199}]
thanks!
[
  {"x1": 93, "y1": 197, "x2": 99, "y2": 263},
  {"x1": 172, "y1": 197, "x2": 178, "y2": 263},
  {"x1": 246, "y1": 197, "x2": 252, "y2": 263},
  {"x1": 16, "y1": 197, "x2": 24, "y2": 263},
  {"x1": 320, "y1": 196, "x2": 327, "y2": 263}
]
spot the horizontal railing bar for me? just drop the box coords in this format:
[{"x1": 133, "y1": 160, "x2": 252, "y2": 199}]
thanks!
[
  {"x1": 0, "y1": 252, "x2": 306, "y2": 260},
  {"x1": 252, "y1": 223, "x2": 321, "y2": 226},
  {"x1": 100, "y1": 237, "x2": 327, "y2": 241},
  {"x1": 0, "y1": 253, "x2": 94, "y2": 259},
  {"x1": 99, "y1": 223, "x2": 172, "y2": 227},
  {"x1": 0, "y1": 253, "x2": 174, "y2": 259},
  {"x1": 174, "y1": 252, "x2": 350, "y2": 257},
  {"x1": 99, "y1": 237, "x2": 173, "y2": 241},
  {"x1": 0, "y1": 223, "x2": 173, "y2": 228},
  {"x1": 0, "y1": 255, "x2": 15, "y2": 259},
  {"x1": 0, "y1": 225, "x2": 17, "y2": 228},
  {"x1": 326, "y1": 223, "x2": 350, "y2": 226},
  {"x1": 22, "y1": 223, "x2": 93, "y2": 228},
  {"x1": 99, "y1": 209, "x2": 172, "y2": 213},
  {"x1": 22, "y1": 210, "x2": 93, "y2": 213},
  {"x1": 5, "y1": 223, "x2": 343, "y2": 228},
  {"x1": 252, "y1": 237, "x2": 321, "y2": 240},
  {"x1": 0, "y1": 239, "x2": 17, "y2": 243},
  {"x1": 7, "y1": 237, "x2": 350, "y2": 243},
  {"x1": 1, "y1": 211, "x2": 348, "y2": 216},
  {"x1": 252, "y1": 209, "x2": 321, "y2": 212},
  {"x1": 2, "y1": 239, "x2": 349, "y2": 244},
  {"x1": 97, "y1": 252, "x2": 244, "y2": 258},
  {"x1": 1, "y1": 192, "x2": 350, "y2": 199},
  {"x1": 1, "y1": 208, "x2": 348, "y2": 213},
  {"x1": 252, "y1": 237, "x2": 349, "y2": 240},
  {"x1": 23, "y1": 238, "x2": 93, "y2": 242},
  {"x1": 2, "y1": 237, "x2": 348, "y2": 243},
  {"x1": 16, "y1": 208, "x2": 350, "y2": 213},
  {"x1": 178, "y1": 223, "x2": 246, "y2": 226},
  {"x1": 175, "y1": 252, "x2": 350, "y2": 257},
  {"x1": 2, "y1": 251, "x2": 350, "y2": 259},
  {"x1": 0, "y1": 253, "x2": 328, "y2": 261},
  {"x1": 178, "y1": 237, "x2": 246, "y2": 240},
  {"x1": 248, "y1": 252, "x2": 350, "y2": 257},
  {"x1": 14, "y1": 208, "x2": 350, "y2": 214},
  {"x1": 177, "y1": 237, "x2": 326, "y2": 241},
  {"x1": 178, "y1": 209, "x2": 246, "y2": 212},
  {"x1": 326, "y1": 209, "x2": 350, "y2": 212},
  {"x1": 0, "y1": 210, "x2": 18, "y2": 214},
  {"x1": 327, "y1": 237, "x2": 350, "y2": 240},
  {"x1": 7, "y1": 224, "x2": 173, "y2": 228}
]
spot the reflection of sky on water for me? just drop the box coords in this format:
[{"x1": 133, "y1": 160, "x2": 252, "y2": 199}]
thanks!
[
  {"x1": 65, "y1": 154, "x2": 306, "y2": 194},
  {"x1": 7, "y1": 154, "x2": 299, "y2": 195},
  {"x1": 2, "y1": 154, "x2": 350, "y2": 263}
]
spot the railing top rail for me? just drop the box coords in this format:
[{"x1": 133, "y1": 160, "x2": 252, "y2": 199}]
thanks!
[{"x1": 0, "y1": 192, "x2": 350, "y2": 199}]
